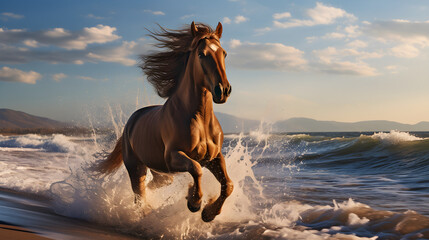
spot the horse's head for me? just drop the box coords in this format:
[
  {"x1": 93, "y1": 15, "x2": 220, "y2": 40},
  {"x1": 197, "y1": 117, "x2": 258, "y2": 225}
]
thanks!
[{"x1": 190, "y1": 22, "x2": 231, "y2": 104}]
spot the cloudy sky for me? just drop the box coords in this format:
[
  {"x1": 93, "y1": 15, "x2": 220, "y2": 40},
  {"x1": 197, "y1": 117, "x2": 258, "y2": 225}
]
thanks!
[{"x1": 1, "y1": 0, "x2": 429, "y2": 124}]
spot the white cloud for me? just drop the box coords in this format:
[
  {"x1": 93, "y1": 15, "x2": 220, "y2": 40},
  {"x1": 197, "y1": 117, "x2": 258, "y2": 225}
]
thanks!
[
  {"x1": 347, "y1": 40, "x2": 368, "y2": 48},
  {"x1": 0, "y1": 43, "x2": 85, "y2": 64},
  {"x1": 273, "y1": 12, "x2": 291, "y2": 20},
  {"x1": 390, "y1": 44, "x2": 420, "y2": 58},
  {"x1": 254, "y1": 27, "x2": 272, "y2": 35},
  {"x1": 44, "y1": 28, "x2": 71, "y2": 38},
  {"x1": 316, "y1": 59, "x2": 377, "y2": 76},
  {"x1": 52, "y1": 73, "x2": 67, "y2": 82},
  {"x1": 0, "y1": 36, "x2": 147, "y2": 67},
  {"x1": 78, "y1": 76, "x2": 96, "y2": 81},
  {"x1": 78, "y1": 76, "x2": 95, "y2": 81},
  {"x1": 144, "y1": 10, "x2": 165, "y2": 16},
  {"x1": 87, "y1": 14, "x2": 104, "y2": 20},
  {"x1": 78, "y1": 75, "x2": 108, "y2": 81},
  {"x1": 364, "y1": 20, "x2": 429, "y2": 58},
  {"x1": 223, "y1": 15, "x2": 248, "y2": 24},
  {"x1": 0, "y1": 24, "x2": 140, "y2": 66},
  {"x1": 314, "y1": 47, "x2": 382, "y2": 61},
  {"x1": 344, "y1": 25, "x2": 360, "y2": 38},
  {"x1": 0, "y1": 66, "x2": 41, "y2": 84},
  {"x1": 1, "y1": 12, "x2": 24, "y2": 20},
  {"x1": 87, "y1": 41, "x2": 138, "y2": 66},
  {"x1": 229, "y1": 39, "x2": 242, "y2": 48},
  {"x1": 274, "y1": 2, "x2": 355, "y2": 28},
  {"x1": 181, "y1": 14, "x2": 195, "y2": 20},
  {"x1": 307, "y1": 3, "x2": 356, "y2": 24},
  {"x1": 153, "y1": 11, "x2": 165, "y2": 16},
  {"x1": 234, "y1": 15, "x2": 248, "y2": 24},
  {"x1": 227, "y1": 40, "x2": 307, "y2": 71},
  {"x1": 23, "y1": 39, "x2": 39, "y2": 48},
  {"x1": 0, "y1": 25, "x2": 121, "y2": 50},
  {"x1": 313, "y1": 47, "x2": 380, "y2": 76},
  {"x1": 303, "y1": 25, "x2": 361, "y2": 42},
  {"x1": 322, "y1": 32, "x2": 346, "y2": 39},
  {"x1": 385, "y1": 65, "x2": 401, "y2": 74},
  {"x1": 64, "y1": 25, "x2": 120, "y2": 50},
  {"x1": 0, "y1": 39, "x2": 147, "y2": 66}
]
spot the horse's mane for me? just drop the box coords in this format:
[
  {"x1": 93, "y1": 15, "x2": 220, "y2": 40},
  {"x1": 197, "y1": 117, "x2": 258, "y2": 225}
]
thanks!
[{"x1": 140, "y1": 23, "x2": 214, "y2": 98}]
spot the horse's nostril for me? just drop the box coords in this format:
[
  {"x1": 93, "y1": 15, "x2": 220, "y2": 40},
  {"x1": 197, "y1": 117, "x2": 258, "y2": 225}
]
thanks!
[
  {"x1": 214, "y1": 85, "x2": 222, "y2": 98},
  {"x1": 227, "y1": 86, "x2": 232, "y2": 95}
]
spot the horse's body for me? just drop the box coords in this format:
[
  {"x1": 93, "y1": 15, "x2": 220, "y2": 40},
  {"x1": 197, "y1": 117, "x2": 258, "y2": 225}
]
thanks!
[{"x1": 97, "y1": 22, "x2": 233, "y2": 222}]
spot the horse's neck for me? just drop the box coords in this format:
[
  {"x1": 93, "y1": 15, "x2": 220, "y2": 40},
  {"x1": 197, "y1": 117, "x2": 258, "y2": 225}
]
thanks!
[{"x1": 170, "y1": 63, "x2": 214, "y2": 122}]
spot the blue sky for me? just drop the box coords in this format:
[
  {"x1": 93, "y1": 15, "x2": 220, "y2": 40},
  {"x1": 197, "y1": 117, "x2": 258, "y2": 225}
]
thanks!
[{"x1": 1, "y1": 0, "x2": 429, "y2": 124}]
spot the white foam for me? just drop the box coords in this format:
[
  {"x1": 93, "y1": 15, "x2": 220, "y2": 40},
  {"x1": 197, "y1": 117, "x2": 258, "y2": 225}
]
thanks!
[
  {"x1": 347, "y1": 213, "x2": 370, "y2": 226},
  {"x1": 0, "y1": 147, "x2": 40, "y2": 152},
  {"x1": 0, "y1": 134, "x2": 83, "y2": 153},
  {"x1": 370, "y1": 130, "x2": 423, "y2": 144}
]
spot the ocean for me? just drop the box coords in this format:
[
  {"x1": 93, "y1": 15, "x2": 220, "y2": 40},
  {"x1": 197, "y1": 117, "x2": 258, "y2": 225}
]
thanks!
[{"x1": 0, "y1": 129, "x2": 428, "y2": 239}]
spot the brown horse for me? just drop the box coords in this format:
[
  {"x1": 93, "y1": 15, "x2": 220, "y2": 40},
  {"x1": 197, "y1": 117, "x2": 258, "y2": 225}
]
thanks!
[{"x1": 96, "y1": 22, "x2": 233, "y2": 222}]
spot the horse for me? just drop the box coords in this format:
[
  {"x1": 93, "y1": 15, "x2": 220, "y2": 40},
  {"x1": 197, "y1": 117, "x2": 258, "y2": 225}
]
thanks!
[{"x1": 96, "y1": 22, "x2": 233, "y2": 222}]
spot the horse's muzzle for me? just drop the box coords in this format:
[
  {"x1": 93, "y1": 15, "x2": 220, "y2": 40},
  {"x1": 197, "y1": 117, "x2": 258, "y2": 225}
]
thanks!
[{"x1": 213, "y1": 83, "x2": 231, "y2": 104}]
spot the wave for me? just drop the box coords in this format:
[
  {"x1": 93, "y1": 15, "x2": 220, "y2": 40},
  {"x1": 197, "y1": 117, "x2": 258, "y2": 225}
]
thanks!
[
  {"x1": 262, "y1": 198, "x2": 429, "y2": 239},
  {"x1": 301, "y1": 131, "x2": 429, "y2": 163},
  {"x1": 0, "y1": 134, "x2": 88, "y2": 153}
]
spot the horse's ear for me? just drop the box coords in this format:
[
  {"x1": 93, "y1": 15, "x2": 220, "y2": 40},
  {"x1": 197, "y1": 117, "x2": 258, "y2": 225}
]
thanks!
[
  {"x1": 191, "y1": 21, "x2": 198, "y2": 36},
  {"x1": 215, "y1": 22, "x2": 223, "y2": 39}
]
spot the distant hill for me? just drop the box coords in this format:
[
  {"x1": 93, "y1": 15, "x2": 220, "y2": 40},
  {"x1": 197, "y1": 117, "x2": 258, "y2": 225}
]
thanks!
[
  {"x1": 0, "y1": 109, "x2": 68, "y2": 129},
  {"x1": 216, "y1": 114, "x2": 429, "y2": 133},
  {"x1": 273, "y1": 117, "x2": 429, "y2": 132}
]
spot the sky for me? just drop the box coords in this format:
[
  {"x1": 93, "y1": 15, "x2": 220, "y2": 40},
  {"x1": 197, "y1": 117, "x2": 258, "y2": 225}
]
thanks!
[{"x1": 1, "y1": 0, "x2": 429, "y2": 125}]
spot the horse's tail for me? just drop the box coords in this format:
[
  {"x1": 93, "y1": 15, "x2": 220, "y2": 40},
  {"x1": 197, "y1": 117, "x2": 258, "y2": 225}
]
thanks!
[{"x1": 96, "y1": 135, "x2": 124, "y2": 174}]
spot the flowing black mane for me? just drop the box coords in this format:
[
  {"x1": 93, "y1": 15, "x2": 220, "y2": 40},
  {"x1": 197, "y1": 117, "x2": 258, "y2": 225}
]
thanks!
[{"x1": 140, "y1": 23, "x2": 214, "y2": 98}]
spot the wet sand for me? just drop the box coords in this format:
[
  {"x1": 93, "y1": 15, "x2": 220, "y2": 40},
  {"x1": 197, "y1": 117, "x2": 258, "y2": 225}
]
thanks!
[{"x1": 0, "y1": 188, "x2": 141, "y2": 240}]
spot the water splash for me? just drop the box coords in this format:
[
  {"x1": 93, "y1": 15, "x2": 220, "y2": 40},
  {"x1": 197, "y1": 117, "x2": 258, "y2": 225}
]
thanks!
[{"x1": 48, "y1": 129, "x2": 270, "y2": 238}]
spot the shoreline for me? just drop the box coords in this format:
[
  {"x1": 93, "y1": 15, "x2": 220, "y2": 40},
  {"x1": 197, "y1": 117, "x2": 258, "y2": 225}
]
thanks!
[
  {"x1": 0, "y1": 187, "x2": 141, "y2": 240},
  {"x1": 0, "y1": 221, "x2": 52, "y2": 240}
]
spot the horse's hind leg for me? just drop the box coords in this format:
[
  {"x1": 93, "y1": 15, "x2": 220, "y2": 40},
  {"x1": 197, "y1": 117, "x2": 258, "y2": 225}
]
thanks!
[
  {"x1": 123, "y1": 138, "x2": 147, "y2": 204},
  {"x1": 202, "y1": 154, "x2": 233, "y2": 222},
  {"x1": 126, "y1": 161, "x2": 147, "y2": 204}
]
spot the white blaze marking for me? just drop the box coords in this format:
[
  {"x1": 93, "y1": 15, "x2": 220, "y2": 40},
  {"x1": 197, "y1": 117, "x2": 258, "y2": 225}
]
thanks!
[{"x1": 209, "y1": 43, "x2": 219, "y2": 52}]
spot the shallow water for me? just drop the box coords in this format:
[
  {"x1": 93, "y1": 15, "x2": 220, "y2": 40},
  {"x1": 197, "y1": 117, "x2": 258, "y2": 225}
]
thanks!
[{"x1": 0, "y1": 130, "x2": 429, "y2": 239}]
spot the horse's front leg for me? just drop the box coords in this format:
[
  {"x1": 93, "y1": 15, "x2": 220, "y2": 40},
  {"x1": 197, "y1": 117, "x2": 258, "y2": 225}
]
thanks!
[
  {"x1": 168, "y1": 151, "x2": 203, "y2": 212},
  {"x1": 202, "y1": 154, "x2": 233, "y2": 222}
]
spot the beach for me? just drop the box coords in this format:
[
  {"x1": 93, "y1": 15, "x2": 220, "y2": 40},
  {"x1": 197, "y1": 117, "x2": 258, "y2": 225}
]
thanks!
[{"x1": 0, "y1": 188, "x2": 140, "y2": 240}]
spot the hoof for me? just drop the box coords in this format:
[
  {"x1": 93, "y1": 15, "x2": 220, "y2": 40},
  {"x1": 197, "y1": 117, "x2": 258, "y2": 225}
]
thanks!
[
  {"x1": 201, "y1": 208, "x2": 216, "y2": 222},
  {"x1": 187, "y1": 201, "x2": 201, "y2": 212}
]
